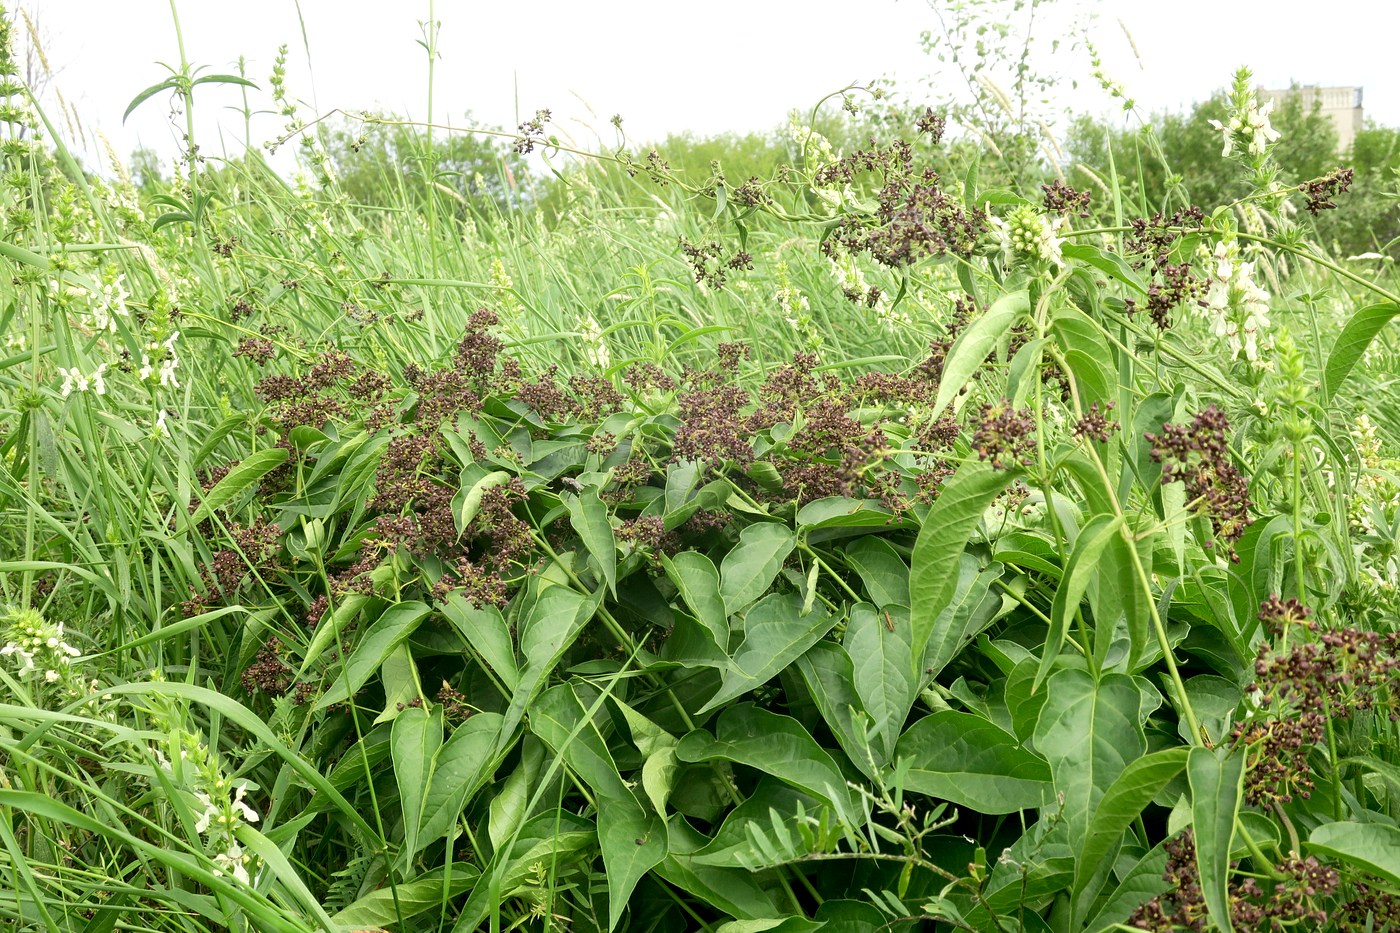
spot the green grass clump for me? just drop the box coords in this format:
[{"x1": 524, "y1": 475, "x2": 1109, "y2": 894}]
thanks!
[{"x1": 5, "y1": 8, "x2": 1400, "y2": 932}]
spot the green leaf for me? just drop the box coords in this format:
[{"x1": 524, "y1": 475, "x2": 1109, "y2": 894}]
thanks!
[
  {"x1": 500, "y1": 585, "x2": 599, "y2": 747},
  {"x1": 440, "y1": 594, "x2": 519, "y2": 691},
  {"x1": 1072, "y1": 747, "x2": 1189, "y2": 925},
  {"x1": 189, "y1": 447, "x2": 289, "y2": 525},
  {"x1": 700, "y1": 592, "x2": 839, "y2": 714},
  {"x1": 454, "y1": 467, "x2": 512, "y2": 536},
  {"x1": 932, "y1": 289, "x2": 1030, "y2": 418},
  {"x1": 1061, "y1": 242, "x2": 1147, "y2": 294},
  {"x1": 911, "y1": 463, "x2": 1015, "y2": 681},
  {"x1": 598, "y1": 792, "x2": 667, "y2": 931},
  {"x1": 1033, "y1": 670, "x2": 1146, "y2": 853},
  {"x1": 1038, "y1": 515, "x2": 1123, "y2": 691},
  {"x1": 662, "y1": 551, "x2": 728, "y2": 652},
  {"x1": 842, "y1": 536, "x2": 910, "y2": 609},
  {"x1": 124, "y1": 77, "x2": 179, "y2": 122},
  {"x1": 719, "y1": 522, "x2": 796, "y2": 616},
  {"x1": 392, "y1": 705, "x2": 442, "y2": 869},
  {"x1": 417, "y1": 713, "x2": 505, "y2": 850},
  {"x1": 1083, "y1": 841, "x2": 1171, "y2": 933},
  {"x1": 796, "y1": 495, "x2": 896, "y2": 531},
  {"x1": 1324, "y1": 302, "x2": 1400, "y2": 402},
  {"x1": 845, "y1": 603, "x2": 914, "y2": 763},
  {"x1": 656, "y1": 815, "x2": 780, "y2": 920},
  {"x1": 1188, "y1": 745, "x2": 1245, "y2": 933},
  {"x1": 894, "y1": 711, "x2": 1051, "y2": 814},
  {"x1": 530, "y1": 683, "x2": 630, "y2": 800},
  {"x1": 794, "y1": 641, "x2": 877, "y2": 780},
  {"x1": 190, "y1": 73, "x2": 260, "y2": 90},
  {"x1": 1308, "y1": 821, "x2": 1400, "y2": 887},
  {"x1": 567, "y1": 487, "x2": 618, "y2": 596},
  {"x1": 329, "y1": 866, "x2": 480, "y2": 927},
  {"x1": 677, "y1": 704, "x2": 857, "y2": 818},
  {"x1": 315, "y1": 601, "x2": 432, "y2": 710}
]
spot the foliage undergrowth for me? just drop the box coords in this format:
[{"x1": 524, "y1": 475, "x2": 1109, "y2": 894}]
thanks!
[{"x1": 4, "y1": 6, "x2": 1400, "y2": 933}]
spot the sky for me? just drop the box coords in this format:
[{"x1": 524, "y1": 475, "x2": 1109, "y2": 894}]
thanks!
[{"x1": 24, "y1": 0, "x2": 1400, "y2": 175}]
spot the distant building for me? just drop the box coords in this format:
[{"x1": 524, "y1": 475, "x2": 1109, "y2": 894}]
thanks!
[{"x1": 1257, "y1": 85, "x2": 1364, "y2": 154}]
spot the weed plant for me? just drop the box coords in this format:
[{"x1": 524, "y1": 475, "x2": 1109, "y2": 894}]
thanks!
[{"x1": 3, "y1": 6, "x2": 1400, "y2": 933}]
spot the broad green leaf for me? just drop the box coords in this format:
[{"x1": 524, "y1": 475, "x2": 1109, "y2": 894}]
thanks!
[
  {"x1": 597, "y1": 792, "x2": 667, "y2": 931},
  {"x1": 692, "y1": 780, "x2": 818, "y2": 868},
  {"x1": 1061, "y1": 242, "x2": 1148, "y2": 294},
  {"x1": 417, "y1": 713, "x2": 505, "y2": 850},
  {"x1": 1188, "y1": 745, "x2": 1245, "y2": 933},
  {"x1": 315, "y1": 601, "x2": 432, "y2": 710},
  {"x1": 677, "y1": 704, "x2": 857, "y2": 818},
  {"x1": 567, "y1": 487, "x2": 618, "y2": 596},
  {"x1": 794, "y1": 641, "x2": 877, "y2": 780},
  {"x1": 375, "y1": 643, "x2": 421, "y2": 724},
  {"x1": 842, "y1": 536, "x2": 910, "y2": 609},
  {"x1": 700, "y1": 592, "x2": 838, "y2": 714},
  {"x1": 530, "y1": 683, "x2": 630, "y2": 800},
  {"x1": 932, "y1": 289, "x2": 1030, "y2": 418},
  {"x1": 642, "y1": 746, "x2": 680, "y2": 818},
  {"x1": 189, "y1": 447, "x2": 289, "y2": 525},
  {"x1": 1084, "y1": 841, "x2": 1170, "y2": 933},
  {"x1": 329, "y1": 866, "x2": 479, "y2": 927},
  {"x1": 500, "y1": 585, "x2": 599, "y2": 747},
  {"x1": 1072, "y1": 747, "x2": 1189, "y2": 925},
  {"x1": 845, "y1": 603, "x2": 914, "y2": 763},
  {"x1": 1033, "y1": 670, "x2": 1146, "y2": 853},
  {"x1": 656, "y1": 815, "x2": 780, "y2": 920},
  {"x1": 391, "y1": 706, "x2": 442, "y2": 874},
  {"x1": 719, "y1": 522, "x2": 796, "y2": 615},
  {"x1": 662, "y1": 551, "x2": 728, "y2": 652},
  {"x1": 911, "y1": 462, "x2": 1015, "y2": 682},
  {"x1": 440, "y1": 595, "x2": 519, "y2": 691},
  {"x1": 1308, "y1": 821, "x2": 1400, "y2": 887},
  {"x1": 796, "y1": 495, "x2": 896, "y2": 531},
  {"x1": 1324, "y1": 301, "x2": 1400, "y2": 401},
  {"x1": 487, "y1": 739, "x2": 544, "y2": 851},
  {"x1": 454, "y1": 469, "x2": 512, "y2": 537},
  {"x1": 1038, "y1": 514, "x2": 1123, "y2": 691},
  {"x1": 894, "y1": 710, "x2": 1051, "y2": 814}
]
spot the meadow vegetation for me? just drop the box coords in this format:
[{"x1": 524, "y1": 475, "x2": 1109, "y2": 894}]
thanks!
[{"x1": 3, "y1": 3, "x2": 1400, "y2": 931}]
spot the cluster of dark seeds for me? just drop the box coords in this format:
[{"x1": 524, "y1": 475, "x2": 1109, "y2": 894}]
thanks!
[
  {"x1": 1299, "y1": 168, "x2": 1355, "y2": 214},
  {"x1": 1146, "y1": 404, "x2": 1253, "y2": 560}
]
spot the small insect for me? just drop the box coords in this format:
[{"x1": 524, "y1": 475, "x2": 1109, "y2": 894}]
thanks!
[
  {"x1": 560, "y1": 476, "x2": 585, "y2": 491},
  {"x1": 634, "y1": 831, "x2": 651, "y2": 846},
  {"x1": 883, "y1": 611, "x2": 895, "y2": 632}
]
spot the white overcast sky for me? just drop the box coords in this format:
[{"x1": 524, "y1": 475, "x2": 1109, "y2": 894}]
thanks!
[{"x1": 26, "y1": 0, "x2": 1400, "y2": 174}]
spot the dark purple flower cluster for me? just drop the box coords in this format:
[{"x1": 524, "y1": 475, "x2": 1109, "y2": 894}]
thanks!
[
  {"x1": 1041, "y1": 180, "x2": 1092, "y2": 217},
  {"x1": 973, "y1": 399, "x2": 1036, "y2": 470},
  {"x1": 1146, "y1": 405, "x2": 1253, "y2": 560},
  {"x1": 1124, "y1": 207, "x2": 1207, "y2": 330},
  {"x1": 1131, "y1": 831, "x2": 1339, "y2": 933},
  {"x1": 1073, "y1": 401, "x2": 1117, "y2": 443},
  {"x1": 1299, "y1": 168, "x2": 1355, "y2": 214},
  {"x1": 514, "y1": 108, "x2": 551, "y2": 154}
]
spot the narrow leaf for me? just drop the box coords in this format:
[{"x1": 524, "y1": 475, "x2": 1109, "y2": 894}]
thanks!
[{"x1": 1188, "y1": 745, "x2": 1245, "y2": 933}]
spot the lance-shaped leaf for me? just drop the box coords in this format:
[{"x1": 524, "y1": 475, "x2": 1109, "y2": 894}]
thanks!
[
  {"x1": 700, "y1": 592, "x2": 838, "y2": 715},
  {"x1": 1188, "y1": 745, "x2": 1245, "y2": 933},
  {"x1": 932, "y1": 289, "x2": 1030, "y2": 418},
  {"x1": 911, "y1": 463, "x2": 1015, "y2": 682},
  {"x1": 720, "y1": 522, "x2": 796, "y2": 616}
]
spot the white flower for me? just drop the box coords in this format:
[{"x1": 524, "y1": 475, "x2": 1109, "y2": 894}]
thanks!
[
  {"x1": 1246, "y1": 99, "x2": 1281, "y2": 155},
  {"x1": 153, "y1": 410, "x2": 170, "y2": 438},
  {"x1": 1207, "y1": 118, "x2": 1233, "y2": 157},
  {"x1": 231, "y1": 783, "x2": 260, "y2": 824},
  {"x1": 44, "y1": 669, "x2": 59, "y2": 683},
  {"x1": 193, "y1": 792, "x2": 218, "y2": 834},
  {"x1": 578, "y1": 315, "x2": 609, "y2": 369},
  {"x1": 92, "y1": 273, "x2": 130, "y2": 333},
  {"x1": 212, "y1": 842, "x2": 251, "y2": 885},
  {"x1": 59, "y1": 364, "x2": 107, "y2": 397}
]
